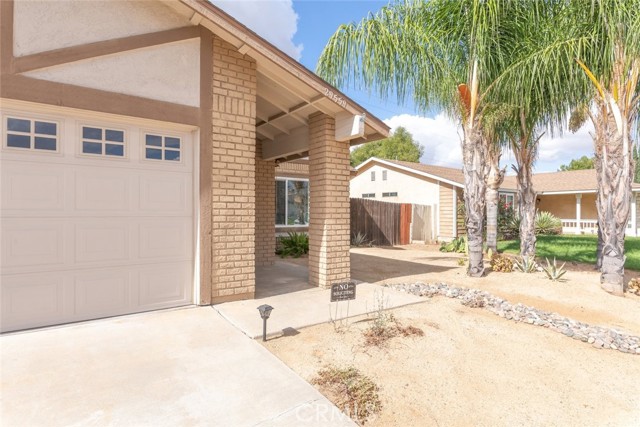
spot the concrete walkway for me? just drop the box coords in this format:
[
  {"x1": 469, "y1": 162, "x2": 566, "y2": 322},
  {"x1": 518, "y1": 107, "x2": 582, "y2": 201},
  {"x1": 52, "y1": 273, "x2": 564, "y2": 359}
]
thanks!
[
  {"x1": 1, "y1": 307, "x2": 355, "y2": 427},
  {"x1": 218, "y1": 262, "x2": 425, "y2": 339}
]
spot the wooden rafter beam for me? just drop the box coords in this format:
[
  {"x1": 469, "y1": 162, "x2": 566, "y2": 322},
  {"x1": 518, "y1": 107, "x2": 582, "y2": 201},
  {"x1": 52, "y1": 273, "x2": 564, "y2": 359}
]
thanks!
[{"x1": 11, "y1": 26, "x2": 201, "y2": 74}]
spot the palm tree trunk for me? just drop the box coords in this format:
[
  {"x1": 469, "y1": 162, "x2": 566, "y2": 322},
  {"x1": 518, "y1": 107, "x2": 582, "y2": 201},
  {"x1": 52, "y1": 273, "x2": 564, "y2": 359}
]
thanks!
[
  {"x1": 486, "y1": 145, "x2": 505, "y2": 253},
  {"x1": 595, "y1": 111, "x2": 630, "y2": 296},
  {"x1": 463, "y1": 123, "x2": 487, "y2": 277},
  {"x1": 517, "y1": 163, "x2": 537, "y2": 259}
]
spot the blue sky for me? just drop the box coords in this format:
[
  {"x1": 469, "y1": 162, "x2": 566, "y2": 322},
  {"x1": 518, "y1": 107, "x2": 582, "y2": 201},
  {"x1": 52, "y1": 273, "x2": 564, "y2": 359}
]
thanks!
[{"x1": 214, "y1": 0, "x2": 594, "y2": 172}]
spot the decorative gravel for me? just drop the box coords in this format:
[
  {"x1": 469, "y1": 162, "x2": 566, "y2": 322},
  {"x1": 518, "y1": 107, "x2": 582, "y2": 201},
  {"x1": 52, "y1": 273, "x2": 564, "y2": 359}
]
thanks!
[{"x1": 385, "y1": 282, "x2": 640, "y2": 355}]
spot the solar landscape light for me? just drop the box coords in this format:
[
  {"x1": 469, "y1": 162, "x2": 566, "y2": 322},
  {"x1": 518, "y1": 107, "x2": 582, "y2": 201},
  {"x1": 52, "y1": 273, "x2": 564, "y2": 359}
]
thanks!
[{"x1": 257, "y1": 304, "x2": 274, "y2": 341}]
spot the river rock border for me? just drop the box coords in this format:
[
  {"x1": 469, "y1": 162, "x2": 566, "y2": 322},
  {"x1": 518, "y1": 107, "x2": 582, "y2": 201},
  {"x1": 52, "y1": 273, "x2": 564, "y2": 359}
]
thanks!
[{"x1": 385, "y1": 282, "x2": 640, "y2": 355}]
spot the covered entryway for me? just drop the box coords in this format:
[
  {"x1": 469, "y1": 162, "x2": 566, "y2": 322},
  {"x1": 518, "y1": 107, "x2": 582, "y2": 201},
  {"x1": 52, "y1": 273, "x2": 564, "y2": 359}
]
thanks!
[{"x1": 1, "y1": 104, "x2": 196, "y2": 332}]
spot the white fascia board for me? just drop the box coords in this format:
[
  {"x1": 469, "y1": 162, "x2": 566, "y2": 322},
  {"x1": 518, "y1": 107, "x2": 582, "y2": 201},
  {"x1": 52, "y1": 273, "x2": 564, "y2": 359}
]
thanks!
[{"x1": 355, "y1": 157, "x2": 464, "y2": 189}]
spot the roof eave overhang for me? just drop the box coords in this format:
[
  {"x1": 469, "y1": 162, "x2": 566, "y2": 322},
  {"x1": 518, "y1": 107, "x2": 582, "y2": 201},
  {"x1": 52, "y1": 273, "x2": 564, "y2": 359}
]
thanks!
[{"x1": 177, "y1": 0, "x2": 390, "y2": 146}]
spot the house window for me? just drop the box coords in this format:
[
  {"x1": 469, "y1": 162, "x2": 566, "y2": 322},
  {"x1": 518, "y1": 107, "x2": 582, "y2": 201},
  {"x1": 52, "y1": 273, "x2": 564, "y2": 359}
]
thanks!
[
  {"x1": 5, "y1": 117, "x2": 58, "y2": 151},
  {"x1": 382, "y1": 170, "x2": 387, "y2": 181},
  {"x1": 144, "y1": 134, "x2": 181, "y2": 161},
  {"x1": 382, "y1": 192, "x2": 398, "y2": 197},
  {"x1": 499, "y1": 193, "x2": 515, "y2": 210},
  {"x1": 371, "y1": 171, "x2": 375, "y2": 181},
  {"x1": 81, "y1": 126, "x2": 125, "y2": 157},
  {"x1": 275, "y1": 178, "x2": 309, "y2": 226},
  {"x1": 362, "y1": 193, "x2": 375, "y2": 198}
]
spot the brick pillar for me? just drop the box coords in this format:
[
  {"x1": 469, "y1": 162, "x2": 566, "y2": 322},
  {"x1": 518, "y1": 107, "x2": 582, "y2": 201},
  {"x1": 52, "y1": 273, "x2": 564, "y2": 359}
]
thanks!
[
  {"x1": 210, "y1": 36, "x2": 257, "y2": 303},
  {"x1": 255, "y1": 140, "x2": 276, "y2": 266},
  {"x1": 308, "y1": 113, "x2": 351, "y2": 288}
]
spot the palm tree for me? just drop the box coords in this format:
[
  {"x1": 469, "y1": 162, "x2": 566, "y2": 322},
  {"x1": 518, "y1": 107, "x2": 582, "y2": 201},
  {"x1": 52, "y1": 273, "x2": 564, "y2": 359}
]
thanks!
[
  {"x1": 507, "y1": 109, "x2": 544, "y2": 260},
  {"x1": 317, "y1": 0, "x2": 522, "y2": 276},
  {"x1": 523, "y1": 0, "x2": 640, "y2": 294}
]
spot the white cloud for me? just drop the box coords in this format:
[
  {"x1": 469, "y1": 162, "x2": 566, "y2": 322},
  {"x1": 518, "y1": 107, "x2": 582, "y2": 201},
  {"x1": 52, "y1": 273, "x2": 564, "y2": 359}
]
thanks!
[
  {"x1": 384, "y1": 113, "x2": 595, "y2": 173},
  {"x1": 384, "y1": 113, "x2": 463, "y2": 168},
  {"x1": 212, "y1": 0, "x2": 303, "y2": 60}
]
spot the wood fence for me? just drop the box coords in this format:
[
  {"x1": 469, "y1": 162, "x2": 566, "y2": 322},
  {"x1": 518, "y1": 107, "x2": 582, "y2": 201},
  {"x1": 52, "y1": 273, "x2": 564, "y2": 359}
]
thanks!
[{"x1": 351, "y1": 198, "x2": 412, "y2": 246}]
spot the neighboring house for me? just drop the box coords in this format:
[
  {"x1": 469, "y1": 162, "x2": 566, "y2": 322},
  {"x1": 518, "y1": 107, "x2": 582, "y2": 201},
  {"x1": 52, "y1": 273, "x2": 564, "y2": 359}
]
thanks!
[
  {"x1": 0, "y1": 0, "x2": 389, "y2": 332},
  {"x1": 351, "y1": 158, "x2": 640, "y2": 242},
  {"x1": 501, "y1": 170, "x2": 640, "y2": 236},
  {"x1": 350, "y1": 158, "x2": 464, "y2": 242}
]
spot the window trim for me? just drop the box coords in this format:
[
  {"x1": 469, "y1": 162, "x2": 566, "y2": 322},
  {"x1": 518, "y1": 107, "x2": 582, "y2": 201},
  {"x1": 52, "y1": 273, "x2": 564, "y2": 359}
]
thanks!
[
  {"x1": 362, "y1": 193, "x2": 375, "y2": 198},
  {"x1": 382, "y1": 170, "x2": 387, "y2": 181},
  {"x1": 275, "y1": 177, "x2": 310, "y2": 227},
  {"x1": 382, "y1": 191, "x2": 398, "y2": 197},
  {"x1": 2, "y1": 114, "x2": 62, "y2": 154},
  {"x1": 499, "y1": 193, "x2": 515, "y2": 209},
  {"x1": 371, "y1": 171, "x2": 376, "y2": 181},
  {"x1": 78, "y1": 123, "x2": 128, "y2": 160}
]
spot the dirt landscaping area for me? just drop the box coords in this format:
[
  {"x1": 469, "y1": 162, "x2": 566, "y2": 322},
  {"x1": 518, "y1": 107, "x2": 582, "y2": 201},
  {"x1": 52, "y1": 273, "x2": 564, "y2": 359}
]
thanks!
[{"x1": 265, "y1": 246, "x2": 640, "y2": 426}]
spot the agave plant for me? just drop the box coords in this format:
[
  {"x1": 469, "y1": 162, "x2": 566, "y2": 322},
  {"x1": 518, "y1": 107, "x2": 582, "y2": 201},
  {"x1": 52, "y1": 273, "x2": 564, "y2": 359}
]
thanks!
[
  {"x1": 351, "y1": 232, "x2": 369, "y2": 247},
  {"x1": 514, "y1": 256, "x2": 537, "y2": 273},
  {"x1": 542, "y1": 257, "x2": 567, "y2": 282},
  {"x1": 535, "y1": 211, "x2": 562, "y2": 235}
]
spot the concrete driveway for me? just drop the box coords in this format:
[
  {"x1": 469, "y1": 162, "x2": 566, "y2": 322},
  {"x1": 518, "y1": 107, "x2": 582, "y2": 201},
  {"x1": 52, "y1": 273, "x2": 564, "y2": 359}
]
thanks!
[{"x1": 1, "y1": 307, "x2": 355, "y2": 427}]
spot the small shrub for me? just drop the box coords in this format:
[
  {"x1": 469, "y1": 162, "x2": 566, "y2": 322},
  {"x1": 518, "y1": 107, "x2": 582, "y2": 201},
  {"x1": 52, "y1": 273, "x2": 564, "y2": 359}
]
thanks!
[
  {"x1": 514, "y1": 256, "x2": 537, "y2": 273},
  {"x1": 351, "y1": 232, "x2": 369, "y2": 247},
  {"x1": 541, "y1": 257, "x2": 567, "y2": 281},
  {"x1": 490, "y1": 253, "x2": 513, "y2": 272},
  {"x1": 457, "y1": 257, "x2": 467, "y2": 266},
  {"x1": 312, "y1": 366, "x2": 382, "y2": 425},
  {"x1": 440, "y1": 235, "x2": 467, "y2": 253},
  {"x1": 536, "y1": 211, "x2": 562, "y2": 235},
  {"x1": 626, "y1": 278, "x2": 640, "y2": 295},
  {"x1": 276, "y1": 232, "x2": 308, "y2": 258}
]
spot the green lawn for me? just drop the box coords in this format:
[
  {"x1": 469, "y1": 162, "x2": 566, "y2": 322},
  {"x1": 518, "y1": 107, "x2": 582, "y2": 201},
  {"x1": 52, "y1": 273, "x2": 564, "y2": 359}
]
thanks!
[{"x1": 497, "y1": 234, "x2": 640, "y2": 271}]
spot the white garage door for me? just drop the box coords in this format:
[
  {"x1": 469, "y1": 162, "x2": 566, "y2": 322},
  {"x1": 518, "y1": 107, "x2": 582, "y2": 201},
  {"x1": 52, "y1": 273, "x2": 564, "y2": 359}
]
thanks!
[{"x1": 1, "y1": 107, "x2": 195, "y2": 332}]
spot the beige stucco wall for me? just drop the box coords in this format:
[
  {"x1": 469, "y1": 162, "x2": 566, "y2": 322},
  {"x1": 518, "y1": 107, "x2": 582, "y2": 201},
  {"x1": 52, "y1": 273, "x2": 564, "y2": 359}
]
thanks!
[
  {"x1": 537, "y1": 193, "x2": 598, "y2": 220},
  {"x1": 350, "y1": 163, "x2": 439, "y2": 205},
  {"x1": 25, "y1": 39, "x2": 201, "y2": 107},
  {"x1": 439, "y1": 182, "x2": 455, "y2": 239},
  {"x1": 13, "y1": 0, "x2": 192, "y2": 56}
]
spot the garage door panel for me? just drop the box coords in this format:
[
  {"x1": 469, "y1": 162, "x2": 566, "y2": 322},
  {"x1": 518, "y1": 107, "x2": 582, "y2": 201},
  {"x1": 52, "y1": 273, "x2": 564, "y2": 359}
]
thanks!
[
  {"x1": 1, "y1": 273, "x2": 66, "y2": 330},
  {"x1": 75, "y1": 168, "x2": 132, "y2": 212},
  {"x1": 139, "y1": 173, "x2": 191, "y2": 214},
  {"x1": 75, "y1": 220, "x2": 131, "y2": 264},
  {"x1": 73, "y1": 270, "x2": 132, "y2": 317},
  {"x1": 1, "y1": 220, "x2": 65, "y2": 269},
  {"x1": 1, "y1": 108, "x2": 195, "y2": 332},
  {"x1": 138, "y1": 261, "x2": 191, "y2": 308},
  {"x1": 138, "y1": 218, "x2": 191, "y2": 259},
  {"x1": 1, "y1": 162, "x2": 66, "y2": 212}
]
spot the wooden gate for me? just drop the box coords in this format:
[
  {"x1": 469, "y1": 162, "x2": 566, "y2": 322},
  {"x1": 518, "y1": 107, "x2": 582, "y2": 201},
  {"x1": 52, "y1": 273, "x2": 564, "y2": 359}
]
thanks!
[
  {"x1": 350, "y1": 199, "x2": 412, "y2": 246},
  {"x1": 411, "y1": 204, "x2": 434, "y2": 242}
]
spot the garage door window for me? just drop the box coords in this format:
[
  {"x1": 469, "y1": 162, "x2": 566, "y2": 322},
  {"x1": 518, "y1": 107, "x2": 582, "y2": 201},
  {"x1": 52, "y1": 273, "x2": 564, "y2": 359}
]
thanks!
[
  {"x1": 81, "y1": 126, "x2": 125, "y2": 157},
  {"x1": 144, "y1": 134, "x2": 181, "y2": 162},
  {"x1": 5, "y1": 117, "x2": 58, "y2": 152}
]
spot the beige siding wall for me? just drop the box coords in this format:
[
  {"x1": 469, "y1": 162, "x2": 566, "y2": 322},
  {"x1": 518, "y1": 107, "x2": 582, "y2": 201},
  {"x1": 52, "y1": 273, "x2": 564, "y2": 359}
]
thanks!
[
  {"x1": 209, "y1": 37, "x2": 257, "y2": 303},
  {"x1": 439, "y1": 182, "x2": 454, "y2": 239},
  {"x1": 538, "y1": 193, "x2": 597, "y2": 220}
]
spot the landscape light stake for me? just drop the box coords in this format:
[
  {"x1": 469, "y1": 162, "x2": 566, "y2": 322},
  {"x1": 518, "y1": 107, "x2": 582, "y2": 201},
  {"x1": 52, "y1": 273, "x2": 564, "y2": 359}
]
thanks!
[{"x1": 257, "y1": 304, "x2": 274, "y2": 342}]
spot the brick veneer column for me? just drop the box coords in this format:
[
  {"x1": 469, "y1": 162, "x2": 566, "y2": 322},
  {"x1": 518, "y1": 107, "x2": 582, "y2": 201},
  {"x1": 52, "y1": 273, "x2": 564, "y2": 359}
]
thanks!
[
  {"x1": 255, "y1": 140, "x2": 276, "y2": 266},
  {"x1": 308, "y1": 112, "x2": 351, "y2": 288},
  {"x1": 210, "y1": 36, "x2": 257, "y2": 303}
]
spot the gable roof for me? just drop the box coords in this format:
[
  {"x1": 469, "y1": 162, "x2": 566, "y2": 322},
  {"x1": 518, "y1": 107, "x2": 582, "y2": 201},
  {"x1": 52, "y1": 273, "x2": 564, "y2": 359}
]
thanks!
[
  {"x1": 176, "y1": 0, "x2": 390, "y2": 145},
  {"x1": 356, "y1": 158, "x2": 640, "y2": 194},
  {"x1": 355, "y1": 157, "x2": 465, "y2": 188},
  {"x1": 501, "y1": 169, "x2": 640, "y2": 194}
]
